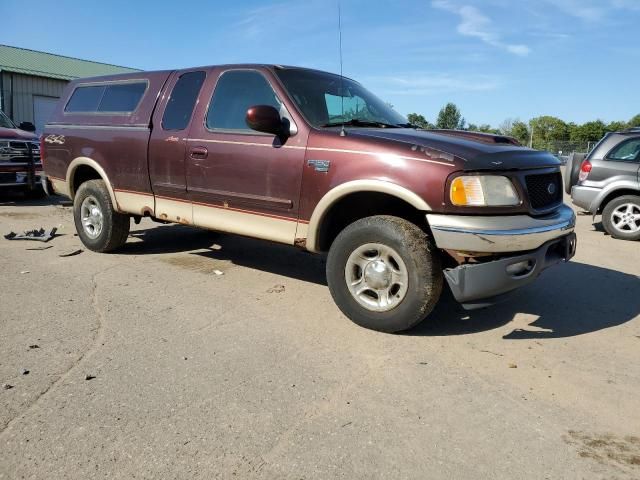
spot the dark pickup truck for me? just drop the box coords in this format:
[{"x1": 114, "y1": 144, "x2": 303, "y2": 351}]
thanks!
[
  {"x1": 0, "y1": 110, "x2": 42, "y2": 195},
  {"x1": 42, "y1": 65, "x2": 576, "y2": 332}
]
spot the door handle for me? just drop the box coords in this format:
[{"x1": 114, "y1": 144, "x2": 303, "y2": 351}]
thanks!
[{"x1": 190, "y1": 146, "x2": 208, "y2": 159}]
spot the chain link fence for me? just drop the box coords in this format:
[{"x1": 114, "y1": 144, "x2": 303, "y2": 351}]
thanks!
[{"x1": 532, "y1": 140, "x2": 599, "y2": 160}]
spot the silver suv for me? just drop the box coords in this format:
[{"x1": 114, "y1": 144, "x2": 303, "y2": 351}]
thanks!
[{"x1": 567, "y1": 128, "x2": 640, "y2": 240}]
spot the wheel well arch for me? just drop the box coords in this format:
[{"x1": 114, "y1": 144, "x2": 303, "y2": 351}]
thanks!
[
  {"x1": 66, "y1": 157, "x2": 118, "y2": 207},
  {"x1": 598, "y1": 188, "x2": 640, "y2": 213},
  {"x1": 307, "y1": 182, "x2": 431, "y2": 252}
]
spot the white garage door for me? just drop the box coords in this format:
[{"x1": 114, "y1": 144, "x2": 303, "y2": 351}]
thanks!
[{"x1": 33, "y1": 96, "x2": 59, "y2": 134}]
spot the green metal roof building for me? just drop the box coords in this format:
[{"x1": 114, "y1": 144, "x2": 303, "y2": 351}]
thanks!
[{"x1": 0, "y1": 45, "x2": 139, "y2": 133}]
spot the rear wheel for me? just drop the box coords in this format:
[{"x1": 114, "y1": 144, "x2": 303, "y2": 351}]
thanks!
[
  {"x1": 326, "y1": 215, "x2": 443, "y2": 333},
  {"x1": 602, "y1": 195, "x2": 640, "y2": 241},
  {"x1": 73, "y1": 179, "x2": 130, "y2": 252}
]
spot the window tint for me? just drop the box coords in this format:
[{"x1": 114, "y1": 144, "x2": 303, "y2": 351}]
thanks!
[
  {"x1": 65, "y1": 82, "x2": 146, "y2": 113},
  {"x1": 162, "y1": 71, "x2": 206, "y2": 130},
  {"x1": 65, "y1": 85, "x2": 106, "y2": 112},
  {"x1": 608, "y1": 138, "x2": 640, "y2": 162},
  {"x1": 206, "y1": 71, "x2": 281, "y2": 131},
  {"x1": 98, "y1": 83, "x2": 147, "y2": 112}
]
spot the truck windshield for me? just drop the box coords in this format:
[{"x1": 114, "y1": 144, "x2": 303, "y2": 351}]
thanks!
[
  {"x1": 275, "y1": 69, "x2": 407, "y2": 129},
  {"x1": 0, "y1": 110, "x2": 16, "y2": 129}
]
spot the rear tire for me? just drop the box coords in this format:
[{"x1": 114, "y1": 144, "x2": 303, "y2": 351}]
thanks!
[
  {"x1": 73, "y1": 179, "x2": 130, "y2": 252},
  {"x1": 326, "y1": 215, "x2": 443, "y2": 333},
  {"x1": 602, "y1": 195, "x2": 640, "y2": 241}
]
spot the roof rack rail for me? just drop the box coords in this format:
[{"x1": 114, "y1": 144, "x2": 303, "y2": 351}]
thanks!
[{"x1": 623, "y1": 126, "x2": 640, "y2": 132}]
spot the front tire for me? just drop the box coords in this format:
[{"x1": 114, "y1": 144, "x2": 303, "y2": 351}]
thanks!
[
  {"x1": 326, "y1": 215, "x2": 443, "y2": 333},
  {"x1": 73, "y1": 179, "x2": 130, "y2": 252},
  {"x1": 602, "y1": 195, "x2": 640, "y2": 241}
]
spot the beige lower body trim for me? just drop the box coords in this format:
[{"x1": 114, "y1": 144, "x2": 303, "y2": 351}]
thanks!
[
  {"x1": 51, "y1": 177, "x2": 70, "y2": 197},
  {"x1": 155, "y1": 197, "x2": 193, "y2": 224},
  {"x1": 193, "y1": 202, "x2": 297, "y2": 244},
  {"x1": 295, "y1": 221, "x2": 309, "y2": 240},
  {"x1": 114, "y1": 190, "x2": 155, "y2": 216}
]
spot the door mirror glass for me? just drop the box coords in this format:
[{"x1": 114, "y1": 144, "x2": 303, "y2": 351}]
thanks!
[
  {"x1": 19, "y1": 121, "x2": 36, "y2": 132},
  {"x1": 246, "y1": 105, "x2": 285, "y2": 136}
]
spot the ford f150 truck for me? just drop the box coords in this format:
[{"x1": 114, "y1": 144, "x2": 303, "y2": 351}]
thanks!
[{"x1": 42, "y1": 65, "x2": 576, "y2": 332}]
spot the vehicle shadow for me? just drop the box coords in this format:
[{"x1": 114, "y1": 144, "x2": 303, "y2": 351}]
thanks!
[
  {"x1": 119, "y1": 224, "x2": 638, "y2": 338},
  {"x1": 408, "y1": 260, "x2": 640, "y2": 339},
  {"x1": 120, "y1": 224, "x2": 328, "y2": 285},
  {"x1": 0, "y1": 191, "x2": 70, "y2": 207}
]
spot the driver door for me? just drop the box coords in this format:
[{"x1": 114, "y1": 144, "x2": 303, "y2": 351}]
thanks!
[{"x1": 186, "y1": 68, "x2": 309, "y2": 244}]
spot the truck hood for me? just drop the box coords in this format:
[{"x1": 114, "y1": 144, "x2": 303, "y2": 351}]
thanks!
[
  {"x1": 0, "y1": 127, "x2": 38, "y2": 141},
  {"x1": 346, "y1": 128, "x2": 560, "y2": 171}
]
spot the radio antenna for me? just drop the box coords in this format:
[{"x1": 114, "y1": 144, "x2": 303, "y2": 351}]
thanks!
[{"x1": 338, "y1": 1, "x2": 346, "y2": 137}]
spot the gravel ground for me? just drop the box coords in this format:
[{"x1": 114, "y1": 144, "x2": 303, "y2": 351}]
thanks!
[{"x1": 0, "y1": 191, "x2": 638, "y2": 479}]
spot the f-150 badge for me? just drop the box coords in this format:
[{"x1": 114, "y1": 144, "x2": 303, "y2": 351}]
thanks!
[{"x1": 307, "y1": 159, "x2": 330, "y2": 173}]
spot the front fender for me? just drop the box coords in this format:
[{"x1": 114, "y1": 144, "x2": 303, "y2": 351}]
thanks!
[{"x1": 305, "y1": 179, "x2": 431, "y2": 252}]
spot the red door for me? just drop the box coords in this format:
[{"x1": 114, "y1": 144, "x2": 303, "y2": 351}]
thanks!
[{"x1": 185, "y1": 68, "x2": 309, "y2": 244}]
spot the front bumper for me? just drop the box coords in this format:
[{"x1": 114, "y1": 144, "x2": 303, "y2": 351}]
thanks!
[
  {"x1": 426, "y1": 204, "x2": 576, "y2": 253},
  {"x1": 445, "y1": 233, "x2": 577, "y2": 308},
  {"x1": 0, "y1": 165, "x2": 43, "y2": 189}
]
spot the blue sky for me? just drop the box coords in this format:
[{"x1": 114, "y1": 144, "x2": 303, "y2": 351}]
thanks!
[{"x1": 1, "y1": 0, "x2": 638, "y2": 126}]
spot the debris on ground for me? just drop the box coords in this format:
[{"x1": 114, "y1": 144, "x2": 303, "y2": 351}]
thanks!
[
  {"x1": 21, "y1": 368, "x2": 30, "y2": 375},
  {"x1": 480, "y1": 350, "x2": 504, "y2": 357},
  {"x1": 508, "y1": 363, "x2": 518, "y2": 369},
  {"x1": 85, "y1": 374, "x2": 96, "y2": 381},
  {"x1": 4, "y1": 227, "x2": 57, "y2": 242},
  {"x1": 213, "y1": 269, "x2": 224, "y2": 276},
  {"x1": 58, "y1": 249, "x2": 83, "y2": 257},
  {"x1": 28, "y1": 344, "x2": 40, "y2": 349},
  {"x1": 3, "y1": 383, "x2": 14, "y2": 390},
  {"x1": 20, "y1": 270, "x2": 30, "y2": 274},
  {"x1": 267, "y1": 284, "x2": 285, "y2": 293},
  {"x1": 25, "y1": 245, "x2": 53, "y2": 251}
]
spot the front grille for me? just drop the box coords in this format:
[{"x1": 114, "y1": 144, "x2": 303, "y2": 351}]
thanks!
[
  {"x1": 525, "y1": 172, "x2": 562, "y2": 210},
  {"x1": 0, "y1": 141, "x2": 40, "y2": 163}
]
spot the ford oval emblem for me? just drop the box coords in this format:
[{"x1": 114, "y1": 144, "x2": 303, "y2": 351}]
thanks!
[{"x1": 547, "y1": 183, "x2": 557, "y2": 195}]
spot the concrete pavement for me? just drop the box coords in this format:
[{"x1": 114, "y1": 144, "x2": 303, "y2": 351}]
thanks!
[{"x1": 1, "y1": 193, "x2": 638, "y2": 479}]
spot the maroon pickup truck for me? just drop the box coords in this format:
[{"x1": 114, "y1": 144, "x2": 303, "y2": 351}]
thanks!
[
  {"x1": 0, "y1": 110, "x2": 43, "y2": 195},
  {"x1": 42, "y1": 65, "x2": 576, "y2": 332}
]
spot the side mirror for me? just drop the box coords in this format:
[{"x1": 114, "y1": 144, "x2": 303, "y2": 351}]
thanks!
[
  {"x1": 246, "y1": 105, "x2": 285, "y2": 136},
  {"x1": 19, "y1": 122, "x2": 36, "y2": 132}
]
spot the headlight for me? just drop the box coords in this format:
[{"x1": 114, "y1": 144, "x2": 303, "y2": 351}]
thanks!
[{"x1": 450, "y1": 175, "x2": 520, "y2": 206}]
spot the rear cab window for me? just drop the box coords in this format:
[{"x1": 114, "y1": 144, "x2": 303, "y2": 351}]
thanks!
[
  {"x1": 65, "y1": 81, "x2": 148, "y2": 114},
  {"x1": 162, "y1": 71, "x2": 206, "y2": 131}
]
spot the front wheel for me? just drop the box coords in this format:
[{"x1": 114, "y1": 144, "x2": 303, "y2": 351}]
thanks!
[
  {"x1": 602, "y1": 195, "x2": 640, "y2": 241},
  {"x1": 326, "y1": 215, "x2": 443, "y2": 333},
  {"x1": 73, "y1": 179, "x2": 130, "y2": 252}
]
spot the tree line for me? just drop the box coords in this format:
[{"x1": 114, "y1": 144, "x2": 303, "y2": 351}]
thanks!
[{"x1": 407, "y1": 103, "x2": 640, "y2": 152}]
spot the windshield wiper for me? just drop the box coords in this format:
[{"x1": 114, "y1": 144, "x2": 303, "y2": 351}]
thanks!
[{"x1": 321, "y1": 119, "x2": 401, "y2": 129}]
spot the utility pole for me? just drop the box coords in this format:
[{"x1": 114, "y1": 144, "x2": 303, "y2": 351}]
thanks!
[{"x1": 529, "y1": 122, "x2": 534, "y2": 148}]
